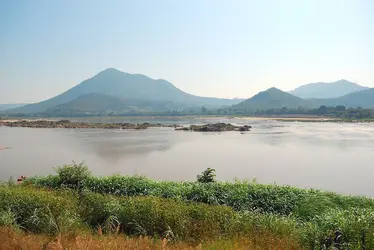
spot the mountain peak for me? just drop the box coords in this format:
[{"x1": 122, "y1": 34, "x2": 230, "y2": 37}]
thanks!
[
  {"x1": 102, "y1": 68, "x2": 121, "y2": 73},
  {"x1": 97, "y1": 68, "x2": 124, "y2": 76},
  {"x1": 266, "y1": 87, "x2": 282, "y2": 93},
  {"x1": 6, "y1": 69, "x2": 242, "y2": 114},
  {"x1": 233, "y1": 87, "x2": 303, "y2": 110}
]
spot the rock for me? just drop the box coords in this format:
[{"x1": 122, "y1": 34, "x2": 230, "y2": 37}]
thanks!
[
  {"x1": 239, "y1": 125, "x2": 251, "y2": 131},
  {"x1": 175, "y1": 127, "x2": 191, "y2": 131},
  {"x1": 176, "y1": 123, "x2": 251, "y2": 132},
  {"x1": 1, "y1": 120, "x2": 174, "y2": 130},
  {"x1": 1, "y1": 120, "x2": 252, "y2": 132}
]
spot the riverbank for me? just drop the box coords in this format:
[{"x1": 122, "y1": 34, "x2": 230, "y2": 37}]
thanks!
[{"x1": 1, "y1": 164, "x2": 373, "y2": 249}]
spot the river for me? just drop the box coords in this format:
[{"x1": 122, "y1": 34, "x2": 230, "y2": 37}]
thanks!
[{"x1": 1, "y1": 117, "x2": 374, "y2": 196}]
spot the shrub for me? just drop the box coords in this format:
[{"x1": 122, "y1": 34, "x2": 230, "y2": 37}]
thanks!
[
  {"x1": 54, "y1": 162, "x2": 91, "y2": 190},
  {"x1": 197, "y1": 168, "x2": 216, "y2": 183}
]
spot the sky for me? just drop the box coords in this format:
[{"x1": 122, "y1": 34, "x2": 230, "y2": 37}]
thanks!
[{"x1": 1, "y1": 0, "x2": 374, "y2": 103}]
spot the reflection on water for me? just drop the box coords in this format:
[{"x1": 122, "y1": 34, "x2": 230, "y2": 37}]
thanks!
[
  {"x1": 1, "y1": 118, "x2": 374, "y2": 197},
  {"x1": 74, "y1": 129, "x2": 179, "y2": 164}
]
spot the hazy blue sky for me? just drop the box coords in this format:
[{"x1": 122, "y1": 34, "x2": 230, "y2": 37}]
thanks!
[{"x1": 1, "y1": 0, "x2": 373, "y2": 103}]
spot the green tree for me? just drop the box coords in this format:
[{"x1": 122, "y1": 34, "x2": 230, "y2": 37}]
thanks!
[
  {"x1": 317, "y1": 105, "x2": 327, "y2": 114},
  {"x1": 197, "y1": 168, "x2": 216, "y2": 183},
  {"x1": 54, "y1": 162, "x2": 91, "y2": 190},
  {"x1": 336, "y1": 105, "x2": 346, "y2": 112}
]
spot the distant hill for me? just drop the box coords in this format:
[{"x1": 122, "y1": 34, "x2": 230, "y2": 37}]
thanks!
[
  {"x1": 233, "y1": 88, "x2": 306, "y2": 110},
  {"x1": 233, "y1": 87, "x2": 374, "y2": 111},
  {"x1": 289, "y1": 79, "x2": 368, "y2": 99},
  {"x1": 320, "y1": 88, "x2": 374, "y2": 108},
  {"x1": 0, "y1": 103, "x2": 27, "y2": 111},
  {"x1": 42, "y1": 93, "x2": 180, "y2": 115},
  {"x1": 7, "y1": 68, "x2": 242, "y2": 114}
]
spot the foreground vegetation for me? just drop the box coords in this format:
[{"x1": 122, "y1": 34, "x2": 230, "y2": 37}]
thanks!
[
  {"x1": 2, "y1": 226, "x2": 296, "y2": 250},
  {"x1": 2, "y1": 164, "x2": 374, "y2": 249}
]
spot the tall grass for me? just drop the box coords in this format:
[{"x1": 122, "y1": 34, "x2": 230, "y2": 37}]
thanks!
[
  {"x1": 27, "y1": 169, "x2": 374, "y2": 219},
  {"x1": 0, "y1": 185, "x2": 300, "y2": 248},
  {"x1": 0, "y1": 185, "x2": 83, "y2": 234},
  {"x1": 15, "y1": 164, "x2": 374, "y2": 249},
  {"x1": 0, "y1": 226, "x2": 299, "y2": 250}
]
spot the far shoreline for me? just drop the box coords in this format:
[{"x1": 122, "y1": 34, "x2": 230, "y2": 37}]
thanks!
[{"x1": 1, "y1": 115, "x2": 372, "y2": 123}]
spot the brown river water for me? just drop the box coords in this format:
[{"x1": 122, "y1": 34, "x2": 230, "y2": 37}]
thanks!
[{"x1": 1, "y1": 117, "x2": 374, "y2": 196}]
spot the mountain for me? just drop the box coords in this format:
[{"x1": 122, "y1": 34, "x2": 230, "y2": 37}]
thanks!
[
  {"x1": 7, "y1": 68, "x2": 242, "y2": 114},
  {"x1": 233, "y1": 87, "x2": 374, "y2": 111},
  {"x1": 0, "y1": 103, "x2": 27, "y2": 111},
  {"x1": 42, "y1": 93, "x2": 180, "y2": 115},
  {"x1": 321, "y1": 88, "x2": 374, "y2": 108},
  {"x1": 289, "y1": 79, "x2": 369, "y2": 99},
  {"x1": 233, "y1": 88, "x2": 306, "y2": 110}
]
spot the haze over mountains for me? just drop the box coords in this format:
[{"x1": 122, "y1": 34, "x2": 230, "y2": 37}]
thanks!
[
  {"x1": 233, "y1": 87, "x2": 374, "y2": 111},
  {"x1": 7, "y1": 68, "x2": 242, "y2": 115},
  {"x1": 3, "y1": 68, "x2": 374, "y2": 115},
  {"x1": 289, "y1": 79, "x2": 369, "y2": 99},
  {"x1": 0, "y1": 104, "x2": 27, "y2": 111}
]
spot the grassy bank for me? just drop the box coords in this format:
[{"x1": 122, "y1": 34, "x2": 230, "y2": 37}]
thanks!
[
  {"x1": 27, "y1": 164, "x2": 374, "y2": 219},
  {"x1": 2, "y1": 164, "x2": 374, "y2": 249},
  {"x1": 0, "y1": 186, "x2": 299, "y2": 249}
]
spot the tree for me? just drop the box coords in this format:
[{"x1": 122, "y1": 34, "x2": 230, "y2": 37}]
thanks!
[
  {"x1": 317, "y1": 105, "x2": 327, "y2": 114},
  {"x1": 197, "y1": 168, "x2": 216, "y2": 183},
  {"x1": 201, "y1": 106, "x2": 207, "y2": 113},
  {"x1": 280, "y1": 107, "x2": 288, "y2": 113},
  {"x1": 336, "y1": 105, "x2": 346, "y2": 112}
]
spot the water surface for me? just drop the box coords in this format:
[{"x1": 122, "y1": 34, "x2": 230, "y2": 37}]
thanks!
[{"x1": 1, "y1": 117, "x2": 374, "y2": 196}]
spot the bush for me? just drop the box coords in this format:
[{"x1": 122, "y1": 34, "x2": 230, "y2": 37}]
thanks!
[
  {"x1": 54, "y1": 162, "x2": 91, "y2": 190},
  {"x1": 197, "y1": 168, "x2": 216, "y2": 183}
]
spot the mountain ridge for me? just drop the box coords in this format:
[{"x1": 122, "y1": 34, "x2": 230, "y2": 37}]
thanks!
[
  {"x1": 7, "y1": 69, "x2": 243, "y2": 114},
  {"x1": 4, "y1": 69, "x2": 374, "y2": 115},
  {"x1": 289, "y1": 79, "x2": 369, "y2": 99},
  {"x1": 234, "y1": 87, "x2": 374, "y2": 111}
]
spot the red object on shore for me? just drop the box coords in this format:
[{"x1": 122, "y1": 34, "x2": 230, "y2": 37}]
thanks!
[{"x1": 17, "y1": 176, "x2": 27, "y2": 183}]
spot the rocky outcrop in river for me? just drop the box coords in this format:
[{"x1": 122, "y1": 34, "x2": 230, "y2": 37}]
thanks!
[
  {"x1": 0, "y1": 120, "x2": 179, "y2": 130},
  {"x1": 0, "y1": 120, "x2": 251, "y2": 132},
  {"x1": 175, "y1": 123, "x2": 251, "y2": 132}
]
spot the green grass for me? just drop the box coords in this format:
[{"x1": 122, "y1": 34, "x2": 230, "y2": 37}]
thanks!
[
  {"x1": 0, "y1": 186, "x2": 299, "y2": 244},
  {"x1": 9, "y1": 164, "x2": 374, "y2": 249},
  {"x1": 27, "y1": 171, "x2": 374, "y2": 220}
]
